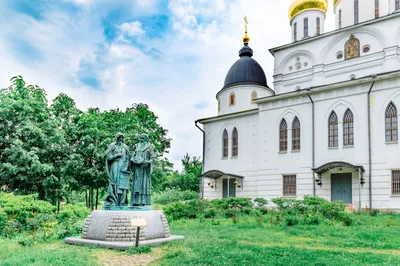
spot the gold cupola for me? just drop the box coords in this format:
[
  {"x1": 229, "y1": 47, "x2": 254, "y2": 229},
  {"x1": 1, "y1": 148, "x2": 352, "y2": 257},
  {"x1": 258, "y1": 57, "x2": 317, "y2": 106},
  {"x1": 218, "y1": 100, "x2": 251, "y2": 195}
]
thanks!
[{"x1": 288, "y1": 0, "x2": 329, "y2": 21}]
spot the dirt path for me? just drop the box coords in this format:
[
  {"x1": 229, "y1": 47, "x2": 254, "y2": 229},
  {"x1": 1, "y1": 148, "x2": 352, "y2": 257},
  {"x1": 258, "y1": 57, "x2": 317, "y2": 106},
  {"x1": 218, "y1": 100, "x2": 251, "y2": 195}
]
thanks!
[{"x1": 96, "y1": 247, "x2": 165, "y2": 266}]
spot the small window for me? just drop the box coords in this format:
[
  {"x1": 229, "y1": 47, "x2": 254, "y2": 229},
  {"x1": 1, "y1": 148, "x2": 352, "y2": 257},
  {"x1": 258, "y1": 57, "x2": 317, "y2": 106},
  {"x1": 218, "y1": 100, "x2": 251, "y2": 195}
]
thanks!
[
  {"x1": 375, "y1": 0, "x2": 379, "y2": 18},
  {"x1": 354, "y1": 0, "x2": 359, "y2": 24},
  {"x1": 339, "y1": 9, "x2": 342, "y2": 29},
  {"x1": 336, "y1": 52, "x2": 344, "y2": 60},
  {"x1": 279, "y1": 119, "x2": 288, "y2": 152},
  {"x1": 304, "y1": 18, "x2": 309, "y2": 38},
  {"x1": 316, "y1": 17, "x2": 321, "y2": 35},
  {"x1": 385, "y1": 102, "x2": 398, "y2": 142},
  {"x1": 292, "y1": 117, "x2": 301, "y2": 151},
  {"x1": 232, "y1": 127, "x2": 238, "y2": 157},
  {"x1": 328, "y1": 111, "x2": 338, "y2": 147},
  {"x1": 363, "y1": 45, "x2": 371, "y2": 53},
  {"x1": 392, "y1": 171, "x2": 400, "y2": 195},
  {"x1": 343, "y1": 109, "x2": 354, "y2": 146},
  {"x1": 222, "y1": 129, "x2": 228, "y2": 158},
  {"x1": 294, "y1": 22, "x2": 297, "y2": 41},
  {"x1": 229, "y1": 92, "x2": 235, "y2": 106},
  {"x1": 396, "y1": 0, "x2": 400, "y2": 10},
  {"x1": 283, "y1": 175, "x2": 296, "y2": 196},
  {"x1": 251, "y1": 91, "x2": 258, "y2": 104},
  {"x1": 218, "y1": 98, "x2": 220, "y2": 112}
]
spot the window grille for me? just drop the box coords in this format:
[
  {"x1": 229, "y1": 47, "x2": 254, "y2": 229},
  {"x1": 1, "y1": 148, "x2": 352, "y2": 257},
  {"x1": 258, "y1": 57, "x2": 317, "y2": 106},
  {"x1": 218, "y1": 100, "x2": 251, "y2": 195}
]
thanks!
[
  {"x1": 232, "y1": 128, "x2": 238, "y2": 157},
  {"x1": 292, "y1": 117, "x2": 301, "y2": 151},
  {"x1": 385, "y1": 102, "x2": 398, "y2": 142},
  {"x1": 343, "y1": 109, "x2": 354, "y2": 146},
  {"x1": 222, "y1": 129, "x2": 228, "y2": 158},
  {"x1": 392, "y1": 171, "x2": 400, "y2": 195},
  {"x1": 280, "y1": 119, "x2": 288, "y2": 152},
  {"x1": 283, "y1": 175, "x2": 296, "y2": 196},
  {"x1": 328, "y1": 111, "x2": 338, "y2": 147}
]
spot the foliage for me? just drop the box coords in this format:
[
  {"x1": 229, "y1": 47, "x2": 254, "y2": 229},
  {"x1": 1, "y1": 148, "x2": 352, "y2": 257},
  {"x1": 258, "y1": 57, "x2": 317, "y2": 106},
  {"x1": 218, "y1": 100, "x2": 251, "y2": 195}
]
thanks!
[
  {"x1": 163, "y1": 154, "x2": 202, "y2": 192},
  {"x1": 153, "y1": 188, "x2": 198, "y2": 205},
  {"x1": 0, "y1": 76, "x2": 172, "y2": 206},
  {"x1": 126, "y1": 245, "x2": 152, "y2": 255},
  {"x1": 56, "y1": 203, "x2": 90, "y2": 238}
]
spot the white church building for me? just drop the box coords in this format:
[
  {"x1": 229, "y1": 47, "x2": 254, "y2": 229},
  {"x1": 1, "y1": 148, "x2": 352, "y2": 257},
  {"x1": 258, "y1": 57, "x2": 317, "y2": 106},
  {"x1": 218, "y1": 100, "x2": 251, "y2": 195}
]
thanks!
[{"x1": 196, "y1": 0, "x2": 400, "y2": 210}]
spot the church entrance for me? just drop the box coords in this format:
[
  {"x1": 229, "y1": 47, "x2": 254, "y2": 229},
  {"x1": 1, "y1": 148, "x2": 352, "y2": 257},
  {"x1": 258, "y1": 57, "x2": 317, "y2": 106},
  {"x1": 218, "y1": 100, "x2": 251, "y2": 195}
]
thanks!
[
  {"x1": 331, "y1": 173, "x2": 352, "y2": 204},
  {"x1": 223, "y1": 178, "x2": 236, "y2": 198}
]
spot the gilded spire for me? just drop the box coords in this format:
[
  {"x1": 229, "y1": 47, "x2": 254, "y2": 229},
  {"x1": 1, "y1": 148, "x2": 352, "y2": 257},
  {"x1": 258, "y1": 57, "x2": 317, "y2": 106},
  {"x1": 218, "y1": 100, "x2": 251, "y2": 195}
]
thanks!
[{"x1": 243, "y1": 16, "x2": 250, "y2": 44}]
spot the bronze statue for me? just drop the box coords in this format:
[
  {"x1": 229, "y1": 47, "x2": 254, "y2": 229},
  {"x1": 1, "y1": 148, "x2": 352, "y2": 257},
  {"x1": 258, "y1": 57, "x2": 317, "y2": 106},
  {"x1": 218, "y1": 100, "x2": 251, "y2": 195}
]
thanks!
[
  {"x1": 131, "y1": 134, "x2": 154, "y2": 206},
  {"x1": 104, "y1": 132, "x2": 131, "y2": 207}
]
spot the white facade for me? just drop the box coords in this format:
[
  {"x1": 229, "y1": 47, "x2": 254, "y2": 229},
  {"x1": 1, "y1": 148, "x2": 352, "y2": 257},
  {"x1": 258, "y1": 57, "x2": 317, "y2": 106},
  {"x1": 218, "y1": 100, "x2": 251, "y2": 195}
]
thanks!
[{"x1": 197, "y1": 5, "x2": 400, "y2": 210}]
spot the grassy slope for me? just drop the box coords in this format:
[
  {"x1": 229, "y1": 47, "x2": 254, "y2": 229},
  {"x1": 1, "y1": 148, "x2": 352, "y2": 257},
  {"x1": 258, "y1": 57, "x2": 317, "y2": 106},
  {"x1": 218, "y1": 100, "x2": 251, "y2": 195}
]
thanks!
[
  {"x1": 0, "y1": 240, "x2": 98, "y2": 266},
  {"x1": 156, "y1": 214, "x2": 400, "y2": 266}
]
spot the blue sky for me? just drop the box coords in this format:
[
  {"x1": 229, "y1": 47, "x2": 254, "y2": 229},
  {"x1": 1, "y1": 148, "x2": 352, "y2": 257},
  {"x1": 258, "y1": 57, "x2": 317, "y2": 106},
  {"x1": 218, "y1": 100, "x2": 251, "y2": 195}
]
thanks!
[{"x1": 0, "y1": 0, "x2": 335, "y2": 169}]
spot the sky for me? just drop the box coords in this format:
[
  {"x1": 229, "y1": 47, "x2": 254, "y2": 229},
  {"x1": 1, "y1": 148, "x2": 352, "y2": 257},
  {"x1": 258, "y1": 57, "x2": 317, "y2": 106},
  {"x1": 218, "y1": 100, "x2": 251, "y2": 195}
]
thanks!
[{"x1": 0, "y1": 0, "x2": 335, "y2": 170}]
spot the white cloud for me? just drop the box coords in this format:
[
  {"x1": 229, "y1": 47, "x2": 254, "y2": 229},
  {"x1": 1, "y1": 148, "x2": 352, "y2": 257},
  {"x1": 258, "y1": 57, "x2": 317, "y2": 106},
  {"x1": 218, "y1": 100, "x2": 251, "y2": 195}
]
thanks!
[{"x1": 119, "y1": 21, "x2": 145, "y2": 37}]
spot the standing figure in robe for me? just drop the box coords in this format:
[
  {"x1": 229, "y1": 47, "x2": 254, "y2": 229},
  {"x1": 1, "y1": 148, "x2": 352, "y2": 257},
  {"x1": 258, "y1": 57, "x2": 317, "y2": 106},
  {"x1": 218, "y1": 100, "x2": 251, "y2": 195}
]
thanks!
[
  {"x1": 131, "y1": 134, "x2": 154, "y2": 206},
  {"x1": 104, "y1": 132, "x2": 131, "y2": 207}
]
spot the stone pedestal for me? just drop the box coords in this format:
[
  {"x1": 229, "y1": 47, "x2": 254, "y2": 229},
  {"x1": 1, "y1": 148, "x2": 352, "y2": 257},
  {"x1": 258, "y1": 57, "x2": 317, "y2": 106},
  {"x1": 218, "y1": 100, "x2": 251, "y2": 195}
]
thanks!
[{"x1": 64, "y1": 210, "x2": 184, "y2": 250}]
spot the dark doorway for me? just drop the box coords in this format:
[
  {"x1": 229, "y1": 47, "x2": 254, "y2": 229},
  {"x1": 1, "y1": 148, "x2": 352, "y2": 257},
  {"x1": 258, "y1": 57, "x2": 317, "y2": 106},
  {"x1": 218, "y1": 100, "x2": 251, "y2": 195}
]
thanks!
[
  {"x1": 223, "y1": 178, "x2": 236, "y2": 198},
  {"x1": 331, "y1": 173, "x2": 352, "y2": 204}
]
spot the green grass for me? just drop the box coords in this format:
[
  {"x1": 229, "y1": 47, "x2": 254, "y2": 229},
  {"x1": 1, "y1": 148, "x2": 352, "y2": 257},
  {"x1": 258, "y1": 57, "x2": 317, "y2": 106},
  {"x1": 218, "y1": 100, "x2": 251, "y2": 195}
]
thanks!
[
  {"x1": 157, "y1": 214, "x2": 400, "y2": 266},
  {"x1": 1, "y1": 213, "x2": 399, "y2": 266},
  {"x1": 0, "y1": 239, "x2": 98, "y2": 266}
]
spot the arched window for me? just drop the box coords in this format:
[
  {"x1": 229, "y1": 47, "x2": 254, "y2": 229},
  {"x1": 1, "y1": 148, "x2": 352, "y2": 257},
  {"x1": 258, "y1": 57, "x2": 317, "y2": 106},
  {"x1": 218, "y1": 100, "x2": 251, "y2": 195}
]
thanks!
[
  {"x1": 328, "y1": 111, "x2": 338, "y2": 147},
  {"x1": 375, "y1": 0, "x2": 379, "y2": 18},
  {"x1": 222, "y1": 129, "x2": 229, "y2": 158},
  {"x1": 396, "y1": 0, "x2": 400, "y2": 10},
  {"x1": 386, "y1": 102, "x2": 398, "y2": 142},
  {"x1": 339, "y1": 9, "x2": 342, "y2": 29},
  {"x1": 280, "y1": 119, "x2": 288, "y2": 152},
  {"x1": 229, "y1": 92, "x2": 235, "y2": 106},
  {"x1": 354, "y1": 0, "x2": 359, "y2": 24},
  {"x1": 218, "y1": 98, "x2": 221, "y2": 112},
  {"x1": 251, "y1": 91, "x2": 258, "y2": 104},
  {"x1": 293, "y1": 22, "x2": 297, "y2": 41},
  {"x1": 232, "y1": 128, "x2": 238, "y2": 157},
  {"x1": 304, "y1": 17, "x2": 309, "y2": 38},
  {"x1": 343, "y1": 109, "x2": 354, "y2": 146},
  {"x1": 316, "y1": 17, "x2": 321, "y2": 35},
  {"x1": 292, "y1": 117, "x2": 301, "y2": 151}
]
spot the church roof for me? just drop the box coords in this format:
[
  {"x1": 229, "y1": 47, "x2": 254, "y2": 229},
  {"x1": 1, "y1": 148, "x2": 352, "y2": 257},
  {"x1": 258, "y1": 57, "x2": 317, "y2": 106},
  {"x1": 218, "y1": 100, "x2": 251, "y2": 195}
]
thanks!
[{"x1": 223, "y1": 43, "x2": 268, "y2": 90}]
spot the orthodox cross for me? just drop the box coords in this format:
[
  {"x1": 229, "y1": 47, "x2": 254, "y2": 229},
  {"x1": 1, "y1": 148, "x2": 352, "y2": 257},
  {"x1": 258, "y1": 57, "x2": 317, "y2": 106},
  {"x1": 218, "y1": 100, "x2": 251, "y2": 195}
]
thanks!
[{"x1": 243, "y1": 16, "x2": 249, "y2": 34}]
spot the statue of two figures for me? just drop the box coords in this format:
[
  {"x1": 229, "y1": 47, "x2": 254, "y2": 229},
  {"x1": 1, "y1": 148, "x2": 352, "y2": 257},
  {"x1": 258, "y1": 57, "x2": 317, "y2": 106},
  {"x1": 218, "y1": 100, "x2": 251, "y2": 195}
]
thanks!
[{"x1": 104, "y1": 133, "x2": 154, "y2": 208}]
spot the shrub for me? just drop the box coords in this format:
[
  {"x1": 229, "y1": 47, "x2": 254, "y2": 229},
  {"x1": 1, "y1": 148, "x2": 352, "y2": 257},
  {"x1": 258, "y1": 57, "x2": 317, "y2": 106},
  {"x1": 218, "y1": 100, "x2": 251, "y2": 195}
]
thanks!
[
  {"x1": 153, "y1": 189, "x2": 198, "y2": 205},
  {"x1": 203, "y1": 208, "x2": 217, "y2": 219},
  {"x1": 254, "y1": 198, "x2": 268, "y2": 207},
  {"x1": 127, "y1": 245, "x2": 152, "y2": 254},
  {"x1": 0, "y1": 210, "x2": 7, "y2": 235}
]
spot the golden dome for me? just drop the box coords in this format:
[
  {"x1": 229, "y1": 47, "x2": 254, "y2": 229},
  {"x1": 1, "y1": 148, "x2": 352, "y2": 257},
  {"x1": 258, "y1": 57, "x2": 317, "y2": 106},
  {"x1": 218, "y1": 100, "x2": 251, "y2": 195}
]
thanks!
[
  {"x1": 288, "y1": 0, "x2": 329, "y2": 21},
  {"x1": 334, "y1": 0, "x2": 340, "y2": 6}
]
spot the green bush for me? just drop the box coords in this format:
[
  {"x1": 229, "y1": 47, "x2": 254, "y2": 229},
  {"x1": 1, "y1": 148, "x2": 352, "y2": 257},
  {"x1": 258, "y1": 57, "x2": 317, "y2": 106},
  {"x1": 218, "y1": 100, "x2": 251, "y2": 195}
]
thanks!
[
  {"x1": 0, "y1": 210, "x2": 7, "y2": 234},
  {"x1": 153, "y1": 189, "x2": 198, "y2": 205}
]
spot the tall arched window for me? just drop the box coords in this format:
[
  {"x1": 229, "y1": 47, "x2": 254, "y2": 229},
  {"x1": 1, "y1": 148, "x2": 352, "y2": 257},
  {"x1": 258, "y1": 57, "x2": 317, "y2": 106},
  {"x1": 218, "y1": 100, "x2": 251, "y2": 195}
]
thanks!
[
  {"x1": 229, "y1": 92, "x2": 236, "y2": 106},
  {"x1": 328, "y1": 111, "x2": 338, "y2": 147},
  {"x1": 280, "y1": 119, "x2": 288, "y2": 152},
  {"x1": 218, "y1": 98, "x2": 220, "y2": 112},
  {"x1": 292, "y1": 117, "x2": 301, "y2": 151},
  {"x1": 316, "y1": 17, "x2": 321, "y2": 35},
  {"x1": 343, "y1": 109, "x2": 354, "y2": 146},
  {"x1": 339, "y1": 9, "x2": 342, "y2": 29},
  {"x1": 386, "y1": 102, "x2": 398, "y2": 142},
  {"x1": 294, "y1": 22, "x2": 297, "y2": 41},
  {"x1": 251, "y1": 91, "x2": 258, "y2": 104},
  {"x1": 396, "y1": 0, "x2": 400, "y2": 10},
  {"x1": 232, "y1": 128, "x2": 238, "y2": 157},
  {"x1": 354, "y1": 0, "x2": 359, "y2": 24},
  {"x1": 375, "y1": 0, "x2": 379, "y2": 18},
  {"x1": 304, "y1": 17, "x2": 309, "y2": 38},
  {"x1": 222, "y1": 129, "x2": 229, "y2": 158}
]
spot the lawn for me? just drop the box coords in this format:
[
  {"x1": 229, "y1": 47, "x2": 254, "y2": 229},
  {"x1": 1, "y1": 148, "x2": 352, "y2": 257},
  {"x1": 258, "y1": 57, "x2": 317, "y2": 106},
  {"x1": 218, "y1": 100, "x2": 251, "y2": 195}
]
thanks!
[{"x1": 1, "y1": 213, "x2": 399, "y2": 266}]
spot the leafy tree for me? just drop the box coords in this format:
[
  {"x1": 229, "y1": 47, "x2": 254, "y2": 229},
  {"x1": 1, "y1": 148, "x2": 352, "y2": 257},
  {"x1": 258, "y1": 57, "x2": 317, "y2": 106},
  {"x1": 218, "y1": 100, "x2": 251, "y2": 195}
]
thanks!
[{"x1": 0, "y1": 76, "x2": 66, "y2": 203}]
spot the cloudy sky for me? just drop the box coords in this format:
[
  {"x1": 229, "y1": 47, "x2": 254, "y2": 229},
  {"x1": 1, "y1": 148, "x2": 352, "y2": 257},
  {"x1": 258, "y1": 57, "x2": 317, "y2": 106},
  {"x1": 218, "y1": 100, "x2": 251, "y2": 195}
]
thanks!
[{"x1": 0, "y1": 0, "x2": 335, "y2": 170}]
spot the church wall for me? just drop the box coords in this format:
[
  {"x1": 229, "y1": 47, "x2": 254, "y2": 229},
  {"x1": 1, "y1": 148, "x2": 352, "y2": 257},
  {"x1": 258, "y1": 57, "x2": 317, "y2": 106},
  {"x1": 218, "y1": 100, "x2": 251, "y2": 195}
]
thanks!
[{"x1": 272, "y1": 14, "x2": 400, "y2": 95}]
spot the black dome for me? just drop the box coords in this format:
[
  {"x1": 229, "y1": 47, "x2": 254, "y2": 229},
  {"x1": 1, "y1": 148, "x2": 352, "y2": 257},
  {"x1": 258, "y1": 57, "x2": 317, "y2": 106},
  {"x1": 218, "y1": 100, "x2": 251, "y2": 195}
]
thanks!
[{"x1": 223, "y1": 44, "x2": 268, "y2": 89}]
